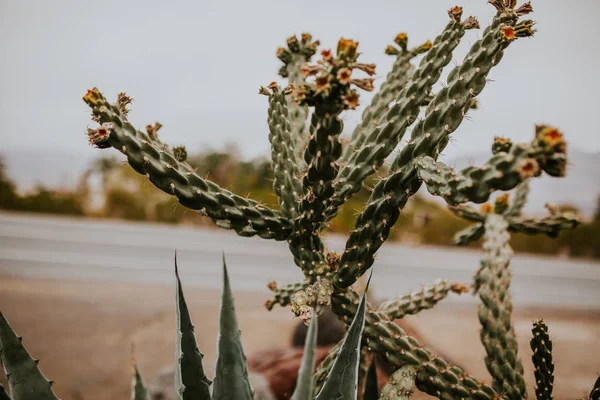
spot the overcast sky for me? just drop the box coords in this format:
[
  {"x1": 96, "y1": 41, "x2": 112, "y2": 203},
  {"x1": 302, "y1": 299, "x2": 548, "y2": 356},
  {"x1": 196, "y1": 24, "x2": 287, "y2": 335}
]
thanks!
[{"x1": 1, "y1": 0, "x2": 599, "y2": 162}]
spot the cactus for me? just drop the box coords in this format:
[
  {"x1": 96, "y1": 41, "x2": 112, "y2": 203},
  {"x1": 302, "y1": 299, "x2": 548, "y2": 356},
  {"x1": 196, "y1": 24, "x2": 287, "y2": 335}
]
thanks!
[
  {"x1": 530, "y1": 319, "x2": 554, "y2": 400},
  {"x1": 32, "y1": 0, "x2": 588, "y2": 398}
]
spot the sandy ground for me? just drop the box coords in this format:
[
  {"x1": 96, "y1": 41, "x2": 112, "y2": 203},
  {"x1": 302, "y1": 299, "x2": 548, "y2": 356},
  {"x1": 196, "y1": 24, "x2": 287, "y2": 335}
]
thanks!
[{"x1": 0, "y1": 276, "x2": 598, "y2": 400}]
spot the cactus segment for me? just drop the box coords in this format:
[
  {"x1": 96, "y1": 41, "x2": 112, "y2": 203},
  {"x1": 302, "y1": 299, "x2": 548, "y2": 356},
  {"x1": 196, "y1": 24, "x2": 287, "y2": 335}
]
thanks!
[
  {"x1": 312, "y1": 338, "x2": 342, "y2": 396},
  {"x1": 476, "y1": 214, "x2": 526, "y2": 399},
  {"x1": 290, "y1": 312, "x2": 318, "y2": 400},
  {"x1": 212, "y1": 256, "x2": 254, "y2": 400},
  {"x1": 262, "y1": 84, "x2": 303, "y2": 219},
  {"x1": 174, "y1": 256, "x2": 212, "y2": 400},
  {"x1": 265, "y1": 281, "x2": 308, "y2": 310},
  {"x1": 334, "y1": 10, "x2": 528, "y2": 288},
  {"x1": 452, "y1": 223, "x2": 485, "y2": 246},
  {"x1": 416, "y1": 128, "x2": 567, "y2": 206},
  {"x1": 0, "y1": 312, "x2": 60, "y2": 400},
  {"x1": 328, "y1": 10, "x2": 479, "y2": 222},
  {"x1": 131, "y1": 353, "x2": 149, "y2": 400},
  {"x1": 377, "y1": 280, "x2": 468, "y2": 320},
  {"x1": 506, "y1": 213, "x2": 580, "y2": 238},
  {"x1": 314, "y1": 277, "x2": 369, "y2": 400},
  {"x1": 331, "y1": 287, "x2": 500, "y2": 399},
  {"x1": 504, "y1": 181, "x2": 529, "y2": 217},
  {"x1": 530, "y1": 319, "x2": 554, "y2": 400},
  {"x1": 379, "y1": 366, "x2": 416, "y2": 400},
  {"x1": 83, "y1": 88, "x2": 292, "y2": 241},
  {"x1": 362, "y1": 360, "x2": 379, "y2": 400}
]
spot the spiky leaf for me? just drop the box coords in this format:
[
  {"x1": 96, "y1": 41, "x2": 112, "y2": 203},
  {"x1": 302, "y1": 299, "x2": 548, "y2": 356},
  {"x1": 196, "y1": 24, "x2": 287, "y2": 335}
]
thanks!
[
  {"x1": 131, "y1": 356, "x2": 148, "y2": 400},
  {"x1": 0, "y1": 312, "x2": 60, "y2": 400},
  {"x1": 174, "y1": 255, "x2": 212, "y2": 400},
  {"x1": 291, "y1": 312, "x2": 318, "y2": 400},
  {"x1": 0, "y1": 383, "x2": 11, "y2": 400},
  {"x1": 212, "y1": 255, "x2": 254, "y2": 400},
  {"x1": 362, "y1": 360, "x2": 379, "y2": 400},
  {"x1": 314, "y1": 277, "x2": 369, "y2": 400},
  {"x1": 590, "y1": 376, "x2": 600, "y2": 400}
]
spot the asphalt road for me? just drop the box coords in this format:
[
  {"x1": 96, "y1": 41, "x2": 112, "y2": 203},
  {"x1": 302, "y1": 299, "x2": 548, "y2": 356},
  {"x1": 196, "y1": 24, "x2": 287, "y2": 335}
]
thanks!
[{"x1": 1, "y1": 212, "x2": 599, "y2": 308}]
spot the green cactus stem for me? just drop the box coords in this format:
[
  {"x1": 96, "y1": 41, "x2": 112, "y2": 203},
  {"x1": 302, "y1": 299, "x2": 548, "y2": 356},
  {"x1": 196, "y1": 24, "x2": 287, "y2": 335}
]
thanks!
[
  {"x1": 452, "y1": 223, "x2": 485, "y2": 246},
  {"x1": 334, "y1": 10, "x2": 534, "y2": 289},
  {"x1": 174, "y1": 256, "x2": 212, "y2": 400},
  {"x1": 377, "y1": 280, "x2": 468, "y2": 320},
  {"x1": 314, "y1": 277, "x2": 369, "y2": 400},
  {"x1": 506, "y1": 212, "x2": 581, "y2": 238},
  {"x1": 83, "y1": 88, "x2": 292, "y2": 241},
  {"x1": 331, "y1": 288, "x2": 501, "y2": 399},
  {"x1": 264, "y1": 281, "x2": 308, "y2": 310},
  {"x1": 328, "y1": 8, "x2": 479, "y2": 222},
  {"x1": 0, "y1": 312, "x2": 60, "y2": 400},
  {"x1": 261, "y1": 83, "x2": 303, "y2": 219},
  {"x1": 277, "y1": 34, "x2": 320, "y2": 162},
  {"x1": 379, "y1": 366, "x2": 416, "y2": 400},
  {"x1": 475, "y1": 213, "x2": 526, "y2": 400},
  {"x1": 344, "y1": 33, "x2": 432, "y2": 153},
  {"x1": 530, "y1": 319, "x2": 554, "y2": 400},
  {"x1": 416, "y1": 127, "x2": 567, "y2": 206},
  {"x1": 291, "y1": 312, "x2": 318, "y2": 400},
  {"x1": 212, "y1": 256, "x2": 254, "y2": 400}
]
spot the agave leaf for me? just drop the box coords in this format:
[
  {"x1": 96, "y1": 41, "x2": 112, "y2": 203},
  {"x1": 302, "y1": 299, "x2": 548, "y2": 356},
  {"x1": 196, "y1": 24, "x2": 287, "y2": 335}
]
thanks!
[
  {"x1": 131, "y1": 351, "x2": 148, "y2": 400},
  {"x1": 314, "y1": 275, "x2": 370, "y2": 400},
  {"x1": 174, "y1": 254, "x2": 212, "y2": 400},
  {"x1": 0, "y1": 311, "x2": 60, "y2": 400},
  {"x1": 362, "y1": 360, "x2": 379, "y2": 400},
  {"x1": 291, "y1": 312, "x2": 318, "y2": 400},
  {"x1": 212, "y1": 254, "x2": 254, "y2": 400},
  {"x1": 0, "y1": 383, "x2": 11, "y2": 400}
]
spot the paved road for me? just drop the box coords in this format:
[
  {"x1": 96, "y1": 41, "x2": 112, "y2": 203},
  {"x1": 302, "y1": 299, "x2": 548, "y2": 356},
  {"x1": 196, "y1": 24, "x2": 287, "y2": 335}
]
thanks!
[{"x1": 0, "y1": 212, "x2": 599, "y2": 308}]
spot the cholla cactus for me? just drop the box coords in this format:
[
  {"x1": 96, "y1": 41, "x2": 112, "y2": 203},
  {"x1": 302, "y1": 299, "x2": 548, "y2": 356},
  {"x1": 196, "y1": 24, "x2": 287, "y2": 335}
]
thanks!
[{"x1": 59, "y1": 0, "x2": 595, "y2": 399}]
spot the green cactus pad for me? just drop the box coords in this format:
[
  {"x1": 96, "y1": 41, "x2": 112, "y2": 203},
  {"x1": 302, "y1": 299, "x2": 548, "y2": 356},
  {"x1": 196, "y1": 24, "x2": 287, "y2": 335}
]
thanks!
[{"x1": 379, "y1": 366, "x2": 416, "y2": 399}]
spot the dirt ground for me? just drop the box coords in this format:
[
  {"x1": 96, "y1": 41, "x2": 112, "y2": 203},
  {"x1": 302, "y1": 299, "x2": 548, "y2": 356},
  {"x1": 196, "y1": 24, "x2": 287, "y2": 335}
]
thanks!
[{"x1": 0, "y1": 276, "x2": 598, "y2": 399}]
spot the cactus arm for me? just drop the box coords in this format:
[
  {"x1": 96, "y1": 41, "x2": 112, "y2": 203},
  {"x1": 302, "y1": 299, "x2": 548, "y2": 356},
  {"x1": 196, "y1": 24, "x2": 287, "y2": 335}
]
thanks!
[
  {"x1": 452, "y1": 223, "x2": 485, "y2": 246},
  {"x1": 377, "y1": 280, "x2": 468, "y2": 320},
  {"x1": 212, "y1": 256, "x2": 254, "y2": 400},
  {"x1": 174, "y1": 257, "x2": 212, "y2": 400},
  {"x1": 506, "y1": 212, "x2": 581, "y2": 237},
  {"x1": 264, "y1": 281, "x2": 308, "y2": 310},
  {"x1": 344, "y1": 35, "x2": 431, "y2": 154},
  {"x1": 131, "y1": 355, "x2": 149, "y2": 400},
  {"x1": 505, "y1": 181, "x2": 530, "y2": 217},
  {"x1": 312, "y1": 339, "x2": 342, "y2": 396},
  {"x1": 331, "y1": 289, "x2": 502, "y2": 400},
  {"x1": 277, "y1": 34, "x2": 320, "y2": 157},
  {"x1": 362, "y1": 360, "x2": 379, "y2": 400},
  {"x1": 262, "y1": 84, "x2": 303, "y2": 219},
  {"x1": 416, "y1": 128, "x2": 566, "y2": 206},
  {"x1": 449, "y1": 205, "x2": 486, "y2": 223},
  {"x1": 83, "y1": 88, "x2": 292, "y2": 241},
  {"x1": 314, "y1": 279, "x2": 368, "y2": 400},
  {"x1": 589, "y1": 376, "x2": 600, "y2": 400},
  {"x1": 288, "y1": 39, "x2": 376, "y2": 274},
  {"x1": 0, "y1": 384, "x2": 9, "y2": 400},
  {"x1": 326, "y1": 9, "x2": 479, "y2": 222},
  {"x1": 530, "y1": 319, "x2": 554, "y2": 400},
  {"x1": 379, "y1": 366, "x2": 417, "y2": 400},
  {"x1": 0, "y1": 312, "x2": 61, "y2": 400},
  {"x1": 291, "y1": 312, "x2": 318, "y2": 400},
  {"x1": 334, "y1": 16, "x2": 536, "y2": 288},
  {"x1": 475, "y1": 213, "x2": 526, "y2": 399}
]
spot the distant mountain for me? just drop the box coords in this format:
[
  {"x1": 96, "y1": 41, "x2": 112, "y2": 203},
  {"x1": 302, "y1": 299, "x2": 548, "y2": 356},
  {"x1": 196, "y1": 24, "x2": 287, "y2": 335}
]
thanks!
[{"x1": 2, "y1": 147, "x2": 599, "y2": 218}]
